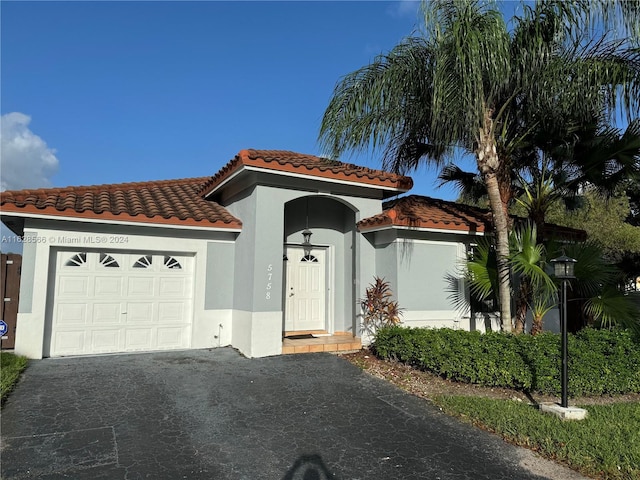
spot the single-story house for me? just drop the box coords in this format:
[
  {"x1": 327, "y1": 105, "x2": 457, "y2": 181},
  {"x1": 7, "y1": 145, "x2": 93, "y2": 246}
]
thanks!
[{"x1": 0, "y1": 149, "x2": 573, "y2": 359}]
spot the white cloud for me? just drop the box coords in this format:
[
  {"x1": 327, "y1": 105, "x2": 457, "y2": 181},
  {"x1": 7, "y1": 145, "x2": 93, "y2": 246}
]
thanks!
[{"x1": 1, "y1": 112, "x2": 59, "y2": 191}]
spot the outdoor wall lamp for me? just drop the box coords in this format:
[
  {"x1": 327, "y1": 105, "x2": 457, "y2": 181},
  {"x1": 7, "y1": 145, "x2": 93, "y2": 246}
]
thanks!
[
  {"x1": 302, "y1": 228, "x2": 313, "y2": 256},
  {"x1": 550, "y1": 253, "x2": 577, "y2": 408}
]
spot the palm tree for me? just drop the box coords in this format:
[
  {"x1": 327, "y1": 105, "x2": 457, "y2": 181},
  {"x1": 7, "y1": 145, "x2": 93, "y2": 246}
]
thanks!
[
  {"x1": 462, "y1": 223, "x2": 558, "y2": 334},
  {"x1": 319, "y1": 0, "x2": 640, "y2": 332},
  {"x1": 517, "y1": 119, "x2": 640, "y2": 230},
  {"x1": 509, "y1": 224, "x2": 557, "y2": 334},
  {"x1": 557, "y1": 240, "x2": 640, "y2": 333},
  {"x1": 442, "y1": 118, "x2": 640, "y2": 332},
  {"x1": 444, "y1": 223, "x2": 543, "y2": 333},
  {"x1": 461, "y1": 224, "x2": 639, "y2": 334},
  {"x1": 444, "y1": 119, "x2": 640, "y2": 243}
]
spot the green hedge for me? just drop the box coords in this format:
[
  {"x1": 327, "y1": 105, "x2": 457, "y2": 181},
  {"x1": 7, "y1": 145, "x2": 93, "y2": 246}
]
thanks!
[{"x1": 373, "y1": 327, "x2": 640, "y2": 397}]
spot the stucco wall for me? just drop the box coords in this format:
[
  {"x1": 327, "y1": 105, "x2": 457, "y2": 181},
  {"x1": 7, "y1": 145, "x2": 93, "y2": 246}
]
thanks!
[
  {"x1": 370, "y1": 230, "x2": 475, "y2": 331},
  {"x1": 373, "y1": 236, "x2": 398, "y2": 291},
  {"x1": 253, "y1": 186, "x2": 288, "y2": 313},
  {"x1": 17, "y1": 232, "x2": 37, "y2": 313},
  {"x1": 205, "y1": 241, "x2": 235, "y2": 310},
  {"x1": 397, "y1": 239, "x2": 459, "y2": 311},
  {"x1": 225, "y1": 188, "x2": 258, "y2": 313}
]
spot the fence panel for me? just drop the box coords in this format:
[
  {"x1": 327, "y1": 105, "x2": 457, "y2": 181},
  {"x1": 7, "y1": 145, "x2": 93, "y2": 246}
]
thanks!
[{"x1": 1, "y1": 253, "x2": 22, "y2": 349}]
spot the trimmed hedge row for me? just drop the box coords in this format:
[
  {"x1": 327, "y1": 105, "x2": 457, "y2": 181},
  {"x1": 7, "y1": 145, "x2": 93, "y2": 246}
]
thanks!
[{"x1": 373, "y1": 327, "x2": 640, "y2": 396}]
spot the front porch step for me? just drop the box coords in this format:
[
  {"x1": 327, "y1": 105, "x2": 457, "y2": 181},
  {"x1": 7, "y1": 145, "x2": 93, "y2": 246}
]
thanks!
[{"x1": 282, "y1": 334, "x2": 361, "y2": 354}]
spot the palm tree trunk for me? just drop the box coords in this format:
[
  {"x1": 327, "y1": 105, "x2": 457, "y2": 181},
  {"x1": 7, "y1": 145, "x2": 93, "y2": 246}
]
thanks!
[
  {"x1": 531, "y1": 313, "x2": 544, "y2": 336},
  {"x1": 514, "y1": 277, "x2": 531, "y2": 334},
  {"x1": 477, "y1": 113, "x2": 512, "y2": 332},
  {"x1": 485, "y1": 173, "x2": 513, "y2": 332}
]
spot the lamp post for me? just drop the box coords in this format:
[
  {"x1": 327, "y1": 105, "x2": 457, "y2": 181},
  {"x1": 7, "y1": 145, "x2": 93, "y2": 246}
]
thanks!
[{"x1": 550, "y1": 254, "x2": 577, "y2": 408}]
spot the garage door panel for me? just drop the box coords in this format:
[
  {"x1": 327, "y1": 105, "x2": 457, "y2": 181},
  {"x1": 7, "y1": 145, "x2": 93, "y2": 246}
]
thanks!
[
  {"x1": 57, "y1": 304, "x2": 88, "y2": 325},
  {"x1": 51, "y1": 251, "x2": 193, "y2": 356},
  {"x1": 126, "y1": 303, "x2": 154, "y2": 323},
  {"x1": 157, "y1": 303, "x2": 186, "y2": 323},
  {"x1": 128, "y1": 277, "x2": 155, "y2": 296},
  {"x1": 91, "y1": 330, "x2": 121, "y2": 352},
  {"x1": 92, "y1": 303, "x2": 121, "y2": 325},
  {"x1": 157, "y1": 327, "x2": 186, "y2": 348},
  {"x1": 125, "y1": 329, "x2": 153, "y2": 350},
  {"x1": 158, "y1": 277, "x2": 187, "y2": 296},
  {"x1": 94, "y1": 277, "x2": 123, "y2": 297},
  {"x1": 54, "y1": 331, "x2": 86, "y2": 355},
  {"x1": 58, "y1": 276, "x2": 89, "y2": 297}
]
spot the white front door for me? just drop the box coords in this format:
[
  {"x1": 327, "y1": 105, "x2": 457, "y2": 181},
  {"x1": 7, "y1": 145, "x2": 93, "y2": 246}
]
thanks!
[{"x1": 284, "y1": 246, "x2": 326, "y2": 331}]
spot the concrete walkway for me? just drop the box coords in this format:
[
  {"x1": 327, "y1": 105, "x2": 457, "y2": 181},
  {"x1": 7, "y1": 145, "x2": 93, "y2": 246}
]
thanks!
[{"x1": 0, "y1": 348, "x2": 586, "y2": 479}]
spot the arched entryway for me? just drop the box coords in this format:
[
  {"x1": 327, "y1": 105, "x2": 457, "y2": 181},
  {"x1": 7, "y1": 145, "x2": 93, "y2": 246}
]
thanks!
[{"x1": 282, "y1": 196, "x2": 357, "y2": 338}]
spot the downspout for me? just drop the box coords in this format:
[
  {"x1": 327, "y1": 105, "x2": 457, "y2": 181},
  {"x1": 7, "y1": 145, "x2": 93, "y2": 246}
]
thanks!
[{"x1": 352, "y1": 226, "x2": 358, "y2": 337}]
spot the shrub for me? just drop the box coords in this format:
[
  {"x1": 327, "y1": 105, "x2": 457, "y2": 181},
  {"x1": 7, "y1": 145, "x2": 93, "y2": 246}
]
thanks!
[
  {"x1": 360, "y1": 277, "x2": 403, "y2": 337},
  {"x1": 373, "y1": 327, "x2": 640, "y2": 396}
]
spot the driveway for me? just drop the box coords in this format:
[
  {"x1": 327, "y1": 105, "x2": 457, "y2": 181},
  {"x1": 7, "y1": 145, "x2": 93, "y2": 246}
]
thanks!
[{"x1": 1, "y1": 348, "x2": 586, "y2": 479}]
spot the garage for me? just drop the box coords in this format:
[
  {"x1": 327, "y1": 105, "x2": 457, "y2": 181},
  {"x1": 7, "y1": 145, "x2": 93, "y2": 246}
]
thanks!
[{"x1": 49, "y1": 250, "x2": 194, "y2": 356}]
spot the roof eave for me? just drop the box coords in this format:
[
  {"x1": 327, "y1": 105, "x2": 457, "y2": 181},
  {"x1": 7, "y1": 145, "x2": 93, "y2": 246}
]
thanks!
[
  {"x1": 0, "y1": 206, "x2": 243, "y2": 232},
  {"x1": 203, "y1": 161, "x2": 412, "y2": 199},
  {"x1": 358, "y1": 221, "x2": 487, "y2": 236}
]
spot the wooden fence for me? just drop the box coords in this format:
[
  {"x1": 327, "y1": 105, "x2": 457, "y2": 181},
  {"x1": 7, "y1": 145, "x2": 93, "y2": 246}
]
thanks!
[{"x1": 1, "y1": 253, "x2": 21, "y2": 349}]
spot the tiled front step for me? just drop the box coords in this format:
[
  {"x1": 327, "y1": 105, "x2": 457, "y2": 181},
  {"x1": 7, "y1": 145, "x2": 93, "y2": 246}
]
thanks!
[{"x1": 282, "y1": 335, "x2": 362, "y2": 354}]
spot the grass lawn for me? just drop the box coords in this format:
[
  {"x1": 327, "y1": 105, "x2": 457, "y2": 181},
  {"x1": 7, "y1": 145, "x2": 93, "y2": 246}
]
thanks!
[
  {"x1": 432, "y1": 396, "x2": 640, "y2": 480},
  {"x1": 1, "y1": 352, "x2": 28, "y2": 405}
]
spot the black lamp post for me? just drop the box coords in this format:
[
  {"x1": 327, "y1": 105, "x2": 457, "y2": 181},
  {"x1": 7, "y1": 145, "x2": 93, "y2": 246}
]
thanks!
[{"x1": 550, "y1": 254, "x2": 577, "y2": 408}]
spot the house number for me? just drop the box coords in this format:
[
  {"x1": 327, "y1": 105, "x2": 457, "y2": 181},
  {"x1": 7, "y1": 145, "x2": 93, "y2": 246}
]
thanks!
[{"x1": 265, "y1": 264, "x2": 273, "y2": 300}]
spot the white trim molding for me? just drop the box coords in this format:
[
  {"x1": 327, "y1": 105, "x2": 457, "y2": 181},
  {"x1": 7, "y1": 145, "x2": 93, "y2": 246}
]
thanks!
[{"x1": 1, "y1": 211, "x2": 242, "y2": 233}]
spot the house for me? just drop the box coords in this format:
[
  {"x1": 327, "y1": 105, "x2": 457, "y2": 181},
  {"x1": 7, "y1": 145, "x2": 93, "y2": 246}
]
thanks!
[{"x1": 2, "y1": 149, "x2": 507, "y2": 359}]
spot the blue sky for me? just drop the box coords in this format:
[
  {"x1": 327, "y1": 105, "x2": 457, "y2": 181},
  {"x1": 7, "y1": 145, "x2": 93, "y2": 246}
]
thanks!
[
  {"x1": 2, "y1": 1, "x2": 471, "y2": 193},
  {"x1": 2, "y1": 1, "x2": 534, "y2": 253}
]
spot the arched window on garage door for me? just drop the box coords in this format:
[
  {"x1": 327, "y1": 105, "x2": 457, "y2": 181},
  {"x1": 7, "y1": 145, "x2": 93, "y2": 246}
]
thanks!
[
  {"x1": 133, "y1": 255, "x2": 153, "y2": 268},
  {"x1": 65, "y1": 252, "x2": 87, "y2": 267},
  {"x1": 99, "y1": 253, "x2": 119, "y2": 268},
  {"x1": 164, "y1": 256, "x2": 182, "y2": 269}
]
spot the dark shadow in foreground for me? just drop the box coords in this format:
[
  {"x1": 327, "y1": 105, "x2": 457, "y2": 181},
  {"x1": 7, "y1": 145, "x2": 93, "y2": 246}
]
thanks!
[{"x1": 282, "y1": 454, "x2": 337, "y2": 480}]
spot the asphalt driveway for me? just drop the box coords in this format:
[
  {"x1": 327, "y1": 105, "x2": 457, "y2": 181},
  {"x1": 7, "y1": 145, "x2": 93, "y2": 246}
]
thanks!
[{"x1": 0, "y1": 348, "x2": 585, "y2": 479}]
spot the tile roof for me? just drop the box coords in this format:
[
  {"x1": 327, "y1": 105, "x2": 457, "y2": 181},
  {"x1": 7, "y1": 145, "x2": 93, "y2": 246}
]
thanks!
[
  {"x1": 358, "y1": 195, "x2": 492, "y2": 233},
  {"x1": 200, "y1": 149, "x2": 413, "y2": 196},
  {"x1": 358, "y1": 195, "x2": 588, "y2": 240},
  {"x1": 1, "y1": 177, "x2": 242, "y2": 229}
]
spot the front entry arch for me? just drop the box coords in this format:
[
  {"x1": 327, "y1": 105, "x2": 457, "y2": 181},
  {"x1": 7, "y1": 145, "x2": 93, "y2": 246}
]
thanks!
[
  {"x1": 283, "y1": 195, "x2": 357, "y2": 335},
  {"x1": 284, "y1": 246, "x2": 326, "y2": 331}
]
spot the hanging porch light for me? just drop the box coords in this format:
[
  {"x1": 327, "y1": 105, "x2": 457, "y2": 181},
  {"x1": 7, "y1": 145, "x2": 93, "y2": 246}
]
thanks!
[{"x1": 302, "y1": 228, "x2": 313, "y2": 256}]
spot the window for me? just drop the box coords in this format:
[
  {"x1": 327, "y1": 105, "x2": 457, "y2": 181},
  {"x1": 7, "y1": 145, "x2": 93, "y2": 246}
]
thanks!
[
  {"x1": 133, "y1": 255, "x2": 153, "y2": 268},
  {"x1": 164, "y1": 256, "x2": 182, "y2": 269},
  {"x1": 301, "y1": 254, "x2": 318, "y2": 263},
  {"x1": 99, "y1": 253, "x2": 119, "y2": 268},
  {"x1": 65, "y1": 252, "x2": 87, "y2": 267}
]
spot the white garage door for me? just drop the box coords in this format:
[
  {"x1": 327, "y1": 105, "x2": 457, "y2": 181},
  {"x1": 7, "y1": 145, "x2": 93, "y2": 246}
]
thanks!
[{"x1": 50, "y1": 250, "x2": 193, "y2": 356}]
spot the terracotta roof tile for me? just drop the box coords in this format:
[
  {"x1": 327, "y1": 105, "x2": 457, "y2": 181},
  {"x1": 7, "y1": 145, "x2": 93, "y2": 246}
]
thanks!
[
  {"x1": 358, "y1": 195, "x2": 587, "y2": 240},
  {"x1": 1, "y1": 177, "x2": 242, "y2": 229},
  {"x1": 200, "y1": 149, "x2": 413, "y2": 196},
  {"x1": 358, "y1": 195, "x2": 493, "y2": 233}
]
